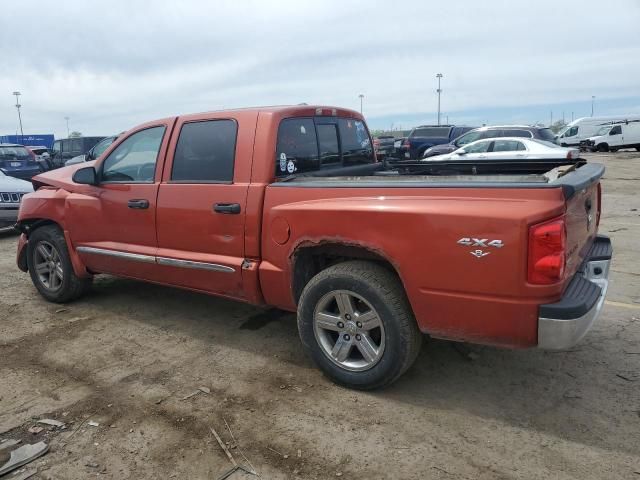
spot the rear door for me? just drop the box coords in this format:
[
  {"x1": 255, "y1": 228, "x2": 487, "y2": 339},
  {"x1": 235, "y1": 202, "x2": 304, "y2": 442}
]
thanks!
[
  {"x1": 155, "y1": 112, "x2": 256, "y2": 297},
  {"x1": 489, "y1": 139, "x2": 527, "y2": 159}
]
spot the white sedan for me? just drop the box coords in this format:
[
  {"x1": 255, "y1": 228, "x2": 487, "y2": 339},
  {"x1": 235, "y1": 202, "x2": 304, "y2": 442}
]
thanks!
[{"x1": 423, "y1": 137, "x2": 580, "y2": 161}]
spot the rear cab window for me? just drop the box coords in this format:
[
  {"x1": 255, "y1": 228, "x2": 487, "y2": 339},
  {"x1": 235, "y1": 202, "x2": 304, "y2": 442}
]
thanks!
[
  {"x1": 537, "y1": 128, "x2": 556, "y2": 142},
  {"x1": 410, "y1": 127, "x2": 451, "y2": 138},
  {"x1": 275, "y1": 117, "x2": 373, "y2": 177}
]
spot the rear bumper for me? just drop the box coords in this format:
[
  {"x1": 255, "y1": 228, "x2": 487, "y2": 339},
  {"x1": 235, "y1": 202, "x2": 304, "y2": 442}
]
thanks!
[{"x1": 537, "y1": 235, "x2": 612, "y2": 349}]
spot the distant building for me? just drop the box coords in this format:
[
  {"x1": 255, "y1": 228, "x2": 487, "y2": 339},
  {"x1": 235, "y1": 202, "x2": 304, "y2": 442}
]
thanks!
[{"x1": 1, "y1": 134, "x2": 55, "y2": 149}]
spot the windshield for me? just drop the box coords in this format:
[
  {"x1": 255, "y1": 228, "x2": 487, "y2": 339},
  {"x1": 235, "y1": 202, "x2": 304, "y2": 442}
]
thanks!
[
  {"x1": 410, "y1": 127, "x2": 451, "y2": 138},
  {"x1": 0, "y1": 146, "x2": 30, "y2": 159},
  {"x1": 595, "y1": 126, "x2": 612, "y2": 136},
  {"x1": 455, "y1": 130, "x2": 484, "y2": 146},
  {"x1": 91, "y1": 136, "x2": 117, "y2": 159}
]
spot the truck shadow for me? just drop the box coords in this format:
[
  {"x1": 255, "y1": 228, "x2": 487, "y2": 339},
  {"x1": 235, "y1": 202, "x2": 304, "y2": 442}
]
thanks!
[{"x1": 71, "y1": 275, "x2": 637, "y2": 458}]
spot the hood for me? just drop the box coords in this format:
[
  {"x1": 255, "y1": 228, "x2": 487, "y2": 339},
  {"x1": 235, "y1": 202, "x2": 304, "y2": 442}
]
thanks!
[
  {"x1": 0, "y1": 173, "x2": 35, "y2": 193},
  {"x1": 31, "y1": 160, "x2": 96, "y2": 190}
]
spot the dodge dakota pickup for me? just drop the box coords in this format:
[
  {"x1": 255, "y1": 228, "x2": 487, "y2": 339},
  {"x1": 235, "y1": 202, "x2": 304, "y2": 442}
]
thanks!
[{"x1": 15, "y1": 105, "x2": 612, "y2": 389}]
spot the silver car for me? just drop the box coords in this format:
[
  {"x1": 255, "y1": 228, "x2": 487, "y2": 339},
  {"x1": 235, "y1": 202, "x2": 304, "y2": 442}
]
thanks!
[
  {"x1": 423, "y1": 137, "x2": 580, "y2": 161},
  {"x1": 0, "y1": 169, "x2": 33, "y2": 232}
]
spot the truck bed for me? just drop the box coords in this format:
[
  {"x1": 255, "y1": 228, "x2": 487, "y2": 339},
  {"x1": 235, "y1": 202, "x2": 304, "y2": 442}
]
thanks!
[{"x1": 272, "y1": 161, "x2": 604, "y2": 200}]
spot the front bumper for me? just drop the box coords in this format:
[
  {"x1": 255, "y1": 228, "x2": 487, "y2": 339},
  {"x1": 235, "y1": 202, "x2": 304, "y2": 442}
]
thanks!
[
  {"x1": 538, "y1": 235, "x2": 612, "y2": 349},
  {"x1": 0, "y1": 207, "x2": 20, "y2": 231}
]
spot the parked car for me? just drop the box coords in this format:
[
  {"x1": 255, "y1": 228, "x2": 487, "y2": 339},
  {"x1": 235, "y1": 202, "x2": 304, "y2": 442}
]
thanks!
[
  {"x1": 26, "y1": 146, "x2": 54, "y2": 171},
  {"x1": 0, "y1": 143, "x2": 42, "y2": 179},
  {"x1": 556, "y1": 115, "x2": 640, "y2": 147},
  {"x1": 0, "y1": 169, "x2": 33, "y2": 232},
  {"x1": 423, "y1": 125, "x2": 557, "y2": 158},
  {"x1": 401, "y1": 125, "x2": 476, "y2": 159},
  {"x1": 16, "y1": 105, "x2": 611, "y2": 390},
  {"x1": 373, "y1": 135, "x2": 395, "y2": 159},
  {"x1": 50, "y1": 137, "x2": 106, "y2": 168},
  {"x1": 66, "y1": 134, "x2": 121, "y2": 166},
  {"x1": 424, "y1": 138, "x2": 579, "y2": 162},
  {"x1": 582, "y1": 121, "x2": 640, "y2": 152}
]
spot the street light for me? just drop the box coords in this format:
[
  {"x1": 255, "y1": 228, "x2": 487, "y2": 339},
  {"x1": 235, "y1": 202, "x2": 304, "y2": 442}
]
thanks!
[
  {"x1": 358, "y1": 94, "x2": 364, "y2": 115},
  {"x1": 12, "y1": 91, "x2": 24, "y2": 141},
  {"x1": 436, "y1": 74, "x2": 443, "y2": 126},
  {"x1": 64, "y1": 117, "x2": 70, "y2": 138},
  {"x1": 591, "y1": 96, "x2": 595, "y2": 117}
]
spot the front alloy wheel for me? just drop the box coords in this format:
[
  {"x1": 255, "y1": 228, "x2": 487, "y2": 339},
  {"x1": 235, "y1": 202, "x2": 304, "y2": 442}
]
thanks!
[{"x1": 33, "y1": 241, "x2": 64, "y2": 291}]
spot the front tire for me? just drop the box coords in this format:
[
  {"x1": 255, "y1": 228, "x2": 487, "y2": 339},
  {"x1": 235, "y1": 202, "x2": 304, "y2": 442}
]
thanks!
[
  {"x1": 597, "y1": 143, "x2": 609, "y2": 152},
  {"x1": 297, "y1": 261, "x2": 422, "y2": 390},
  {"x1": 27, "y1": 225, "x2": 92, "y2": 303}
]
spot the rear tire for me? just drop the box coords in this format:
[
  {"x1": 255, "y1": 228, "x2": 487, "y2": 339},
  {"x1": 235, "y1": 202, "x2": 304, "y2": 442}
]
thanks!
[
  {"x1": 297, "y1": 261, "x2": 422, "y2": 390},
  {"x1": 27, "y1": 225, "x2": 92, "y2": 303}
]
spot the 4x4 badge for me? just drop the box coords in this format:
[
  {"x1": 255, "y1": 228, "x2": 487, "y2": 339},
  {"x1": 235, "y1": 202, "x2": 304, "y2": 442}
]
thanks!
[{"x1": 458, "y1": 238, "x2": 503, "y2": 259}]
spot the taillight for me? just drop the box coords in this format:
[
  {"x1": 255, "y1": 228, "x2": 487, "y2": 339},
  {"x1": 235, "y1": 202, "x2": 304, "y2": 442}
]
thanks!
[{"x1": 528, "y1": 217, "x2": 566, "y2": 284}]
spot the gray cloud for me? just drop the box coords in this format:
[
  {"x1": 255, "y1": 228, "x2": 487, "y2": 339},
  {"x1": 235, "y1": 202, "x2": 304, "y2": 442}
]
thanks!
[{"x1": 1, "y1": 0, "x2": 639, "y2": 137}]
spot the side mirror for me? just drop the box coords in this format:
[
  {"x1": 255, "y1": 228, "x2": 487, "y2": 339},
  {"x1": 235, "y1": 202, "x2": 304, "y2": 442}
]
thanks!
[
  {"x1": 457, "y1": 149, "x2": 467, "y2": 155},
  {"x1": 72, "y1": 166, "x2": 97, "y2": 185}
]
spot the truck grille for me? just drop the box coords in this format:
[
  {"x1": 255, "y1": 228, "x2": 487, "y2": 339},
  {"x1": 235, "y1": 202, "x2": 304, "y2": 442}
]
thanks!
[{"x1": 0, "y1": 192, "x2": 26, "y2": 203}]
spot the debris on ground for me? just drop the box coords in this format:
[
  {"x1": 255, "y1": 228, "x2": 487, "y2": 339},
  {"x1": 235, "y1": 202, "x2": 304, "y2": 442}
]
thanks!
[
  {"x1": 37, "y1": 419, "x2": 65, "y2": 428},
  {"x1": 88, "y1": 421, "x2": 100, "y2": 427},
  {"x1": 27, "y1": 427, "x2": 43, "y2": 435},
  {"x1": 181, "y1": 386, "x2": 211, "y2": 400},
  {"x1": 55, "y1": 308, "x2": 68, "y2": 313},
  {"x1": 0, "y1": 441, "x2": 48, "y2": 476},
  {"x1": 0, "y1": 439, "x2": 21, "y2": 450},
  {"x1": 616, "y1": 372, "x2": 639, "y2": 382}
]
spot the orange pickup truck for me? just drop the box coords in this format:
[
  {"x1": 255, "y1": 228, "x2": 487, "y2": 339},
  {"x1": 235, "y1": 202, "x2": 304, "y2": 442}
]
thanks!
[{"x1": 15, "y1": 105, "x2": 612, "y2": 389}]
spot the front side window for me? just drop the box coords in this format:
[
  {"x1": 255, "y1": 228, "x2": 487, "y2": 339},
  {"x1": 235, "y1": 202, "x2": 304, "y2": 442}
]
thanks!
[
  {"x1": 595, "y1": 126, "x2": 612, "y2": 136},
  {"x1": 463, "y1": 141, "x2": 491, "y2": 154},
  {"x1": 564, "y1": 126, "x2": 579, "y2": 137},
  {"x1": 455, "y1": 131, "x2": 483, "y2": 146},
  {"x1": 338, "y1": 118, "x2": 373, "y2": 165},
  {"x1": 52, "y1": 141, "x2": 61, "y2": 153},
  {"x1": 609, "y1": 125, "x2": 622, "y2": 135},
  {"x1": 101, "y1": 126, "x2": 165, "y2": 182},
  {"x1": 171, "y1": 120, "x2": 237, "y2": 182}
]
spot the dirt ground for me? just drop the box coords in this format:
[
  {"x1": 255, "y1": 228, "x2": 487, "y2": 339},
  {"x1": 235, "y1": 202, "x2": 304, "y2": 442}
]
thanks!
[{"x1": 1, "y1": 151, "x2": 639, "y2": 480}]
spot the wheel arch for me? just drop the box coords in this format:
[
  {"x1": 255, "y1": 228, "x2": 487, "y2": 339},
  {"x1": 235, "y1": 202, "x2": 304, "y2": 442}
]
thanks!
[{"x1": 290, "y1": 241, "x2": 406, "y2": 305}]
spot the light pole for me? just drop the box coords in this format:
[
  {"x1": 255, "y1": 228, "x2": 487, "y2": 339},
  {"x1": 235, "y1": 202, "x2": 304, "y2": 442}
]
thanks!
[
  {"x1": 591, "y1": 96, "x2": 595, "y2": 116},
  {"x1": 64, "y1": 117, "x2": 70, "y2": 138},
  {"x1": 358, "y1": 94, "x2": 364, "y2": 115},
  {"x1": 12, "y1": 91, "x2": 24, "y2": 142},
  {"x1": 436, "y1": 73, "x2": 443, "y2": 126}
]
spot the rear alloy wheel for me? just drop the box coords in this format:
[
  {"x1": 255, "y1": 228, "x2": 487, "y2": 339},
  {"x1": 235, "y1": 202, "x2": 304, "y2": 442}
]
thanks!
[
  {"x1": 298, "y1": 261, "x2": 422, "y2": 389},
  {"x1": 27, "y1": 225, "x2": 92, "y2": 303}
]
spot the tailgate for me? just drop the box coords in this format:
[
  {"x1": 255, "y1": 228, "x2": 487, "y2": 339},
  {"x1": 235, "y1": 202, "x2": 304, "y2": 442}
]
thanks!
[{"x1": 562, "y1": 166, "x2": 603, "y2": 279}]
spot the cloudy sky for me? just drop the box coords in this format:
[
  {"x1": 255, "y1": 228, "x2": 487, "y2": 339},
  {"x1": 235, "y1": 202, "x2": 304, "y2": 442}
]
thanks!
[{"x1": 1, "y1": 0, "x2": 639, "y2": 137}]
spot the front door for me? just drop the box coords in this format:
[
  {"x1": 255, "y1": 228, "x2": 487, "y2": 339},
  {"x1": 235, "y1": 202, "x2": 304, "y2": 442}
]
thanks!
[
  {"x1": 154, "y1": 112, "x2": 255, "y2": 297},
  {"x1": 68, "y1": 121, "x2": 174, "y2": 279},
  {"x1": 608, "y1": 125, "x2": 623, "y2": 147}
]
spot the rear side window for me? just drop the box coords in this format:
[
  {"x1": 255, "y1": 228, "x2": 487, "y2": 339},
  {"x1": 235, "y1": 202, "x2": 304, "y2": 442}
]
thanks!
[
  {"x1": 410, "y1": 127, "x2": 451, "y2": 138},
  {"x1": 171, "y1": 120, "x2": 237, "y2": 182},
  {"x1": 493, "y1": 140, "x2": 525, "y2": 152},
  {"x1": 537, "y1": 128, "x2": 556, "y2": 142},
  {"x1": 70, "y1": 138, "x2": 82, "y2": 152},
  {"x1": 276, "y1": 118, "x2": 319, "y2": 176},
  {"x1": 338, "y1": 119, "x2": 373, "y2": 165},
  {"x1": 503, "y1": 129, "x2": 532, "y2": 138}
]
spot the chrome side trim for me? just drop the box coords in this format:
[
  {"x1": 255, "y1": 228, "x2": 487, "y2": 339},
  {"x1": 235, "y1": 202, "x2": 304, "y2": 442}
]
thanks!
[
  {"x1": 76, "y1": 246, "x2": 156, "y2": 264},
  {"x1": 157, "y1": 256, "x2": 235, "y2": 273},
  {"x1": 76, "y1": 246, "x2": 235, "y2": 273}
]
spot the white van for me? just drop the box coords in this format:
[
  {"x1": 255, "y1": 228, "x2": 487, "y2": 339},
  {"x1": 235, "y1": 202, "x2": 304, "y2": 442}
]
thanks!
[
  {"x1": 556, "y1": 115, "x2": 640, "y2": 146},
  {"x1": 585, "y1": 121, "x2": 640, "y2": 152}
]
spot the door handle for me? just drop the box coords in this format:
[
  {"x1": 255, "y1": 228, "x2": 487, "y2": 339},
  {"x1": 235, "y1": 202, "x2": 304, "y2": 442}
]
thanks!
[
  {"x1": 128, "y1": 199, "x2": 149, "y2": 209},
  {"x1": 213, "y1": 203, "x2": 241, "y2": 214}
]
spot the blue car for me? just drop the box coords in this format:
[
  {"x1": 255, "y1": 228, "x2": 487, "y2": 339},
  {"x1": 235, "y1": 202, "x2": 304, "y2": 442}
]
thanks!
[{"x1": 0, "y1": 143, "x2": 42, "y2": 180}]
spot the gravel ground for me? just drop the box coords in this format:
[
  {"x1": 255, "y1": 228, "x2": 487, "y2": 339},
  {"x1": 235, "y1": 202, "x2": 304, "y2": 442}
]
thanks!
[{"x1": 0, "y1": 151, "x2": 639, "y2": 479}]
